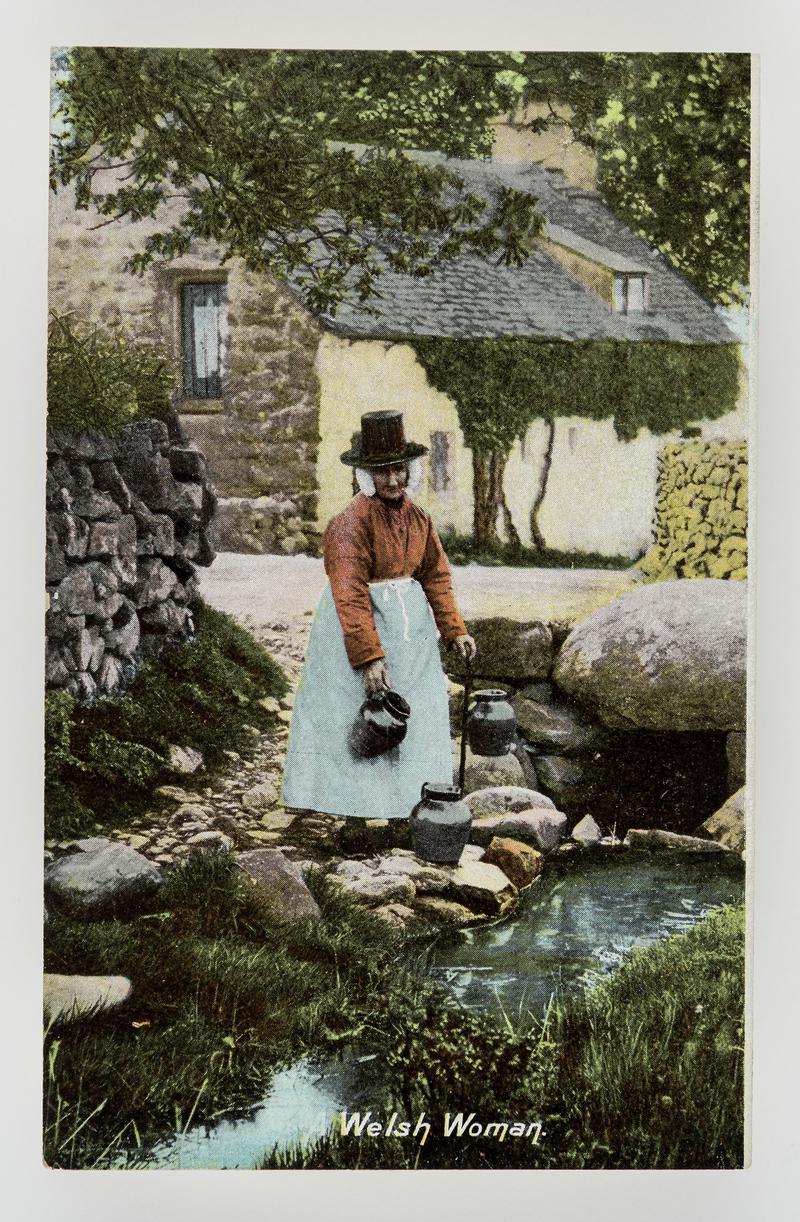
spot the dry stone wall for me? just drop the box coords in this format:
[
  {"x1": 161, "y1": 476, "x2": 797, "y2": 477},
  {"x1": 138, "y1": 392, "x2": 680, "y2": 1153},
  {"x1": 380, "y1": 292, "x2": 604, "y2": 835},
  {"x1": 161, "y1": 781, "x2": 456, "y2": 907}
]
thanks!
[
  {"x1": 638, "y1": 440, "x2": 748, "y2": 581},
  {"x1": 46, "y1": 419, "x2": 217, "y2": 702},
  {"x1": 49, "y1": 189, "x2": 322, "y2": 557}
]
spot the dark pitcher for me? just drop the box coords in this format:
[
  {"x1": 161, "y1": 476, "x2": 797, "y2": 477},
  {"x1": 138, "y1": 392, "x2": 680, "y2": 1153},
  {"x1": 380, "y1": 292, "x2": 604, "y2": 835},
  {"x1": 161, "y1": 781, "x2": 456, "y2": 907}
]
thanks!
[{"x1": 349, "y1": 690, "x2": 411, "y2": 759}]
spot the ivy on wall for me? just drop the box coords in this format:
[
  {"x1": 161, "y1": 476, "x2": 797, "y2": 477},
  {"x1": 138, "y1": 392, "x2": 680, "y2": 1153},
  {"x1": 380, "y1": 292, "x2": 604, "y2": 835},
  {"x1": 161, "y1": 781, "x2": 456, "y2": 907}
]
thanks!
[{"x1": 406, "y1": 335, "x2": 740, "y2": 548}]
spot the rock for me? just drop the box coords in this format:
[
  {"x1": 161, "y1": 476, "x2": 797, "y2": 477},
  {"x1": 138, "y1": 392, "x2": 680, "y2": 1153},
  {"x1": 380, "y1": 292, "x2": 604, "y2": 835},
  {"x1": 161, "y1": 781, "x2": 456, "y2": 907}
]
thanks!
[
  {"x1": 44, "y1": 844, "x2": 163, "y2": 918},
  {"x1": 167, "y1": 745, "x2": 204, "y2": 775},
  {"x1": 513, "y1": 695, "x2": 605, "y2": 755},
  {"x1": 553, "y1": 579, "x2": 746, "y2": 732},
  {"x1": 371, "y1": 903, "x2": 421, "y2": 930},
  {"x1": 460, "y1": 844, "x2": 485, "y2": 863},
  {"x1": 135, "y1": 558, "x2": 178, "y2": 607},
  {"x1": 446, "y1": 618, "x2": 554, "y2": 681},
  {"x1": 260, "y1": 811, "x2": 296, "y2": 832},
  {"x1": 460, "y1": 745, "x2": 528, "y2": 793},
  {"x1": 241, "y1": 781, "x2": 279, "y2": 813},
  {"x1": 96, "y1": 654, "x2": 124, "y2": 695},
  {"x1": 471, "y1": 808, "x2": 568, "y2": 853},
  {"x1": 339, "y1": 818, "x2": 410, "y2": 855},
  {"x1": 571, "y1": 815, "x2": 603, "y2": 846},
  {"x1": 245, "y1": 830, "x2": 284, "y2": 846},
  {"x1": 698, "y1": 787, "x2": 746, "y2": 853},
  {"x1": 371, "y1": 852, "x2": 451, "y2": 894},
  {"x1": 74, "y1": 836, "x2": 113, "y2": 853},
  {"x1": 238, "y1": 848, "x2": 322, "y2": 923},
  {"x1": 257, "y1": 696, "x2": 282, "y2": 714},
  {"x1": 464, "y1": 786, "x2": 555, "y2": 818},
  {"x1": 186, "y1": 831, "x2": 233, "y2": 851},
  {"x1": 534, "y1": 755, "x2": 596, "y2": 808},
  {"x1": 623, "y1": 828, "x2": 731, "y2": 853},
  {"x1": 482, "y1": 837, "x2": 544, "y2": 889},
  {"x1": 43, "y1": 974, "x2": 132, "y2": 1024},
  {"x1": 436, "y1": 857, "x2": 517, "y2": 915},
  {"x1": 726, "y1": 732, "x2": 746, "y2": 792},
  {"x1": 411, "y1": 896, "x2": 482, "y2": 927},
  {"x1": 156, "y1": 786, "x2": 196, "y2": 804},
  {"x1": 330, "y1": 860, "x2": 416, "y2": 907},
  {"x1": 55, "y1": 566, "x2": 96, "y2": 615}
]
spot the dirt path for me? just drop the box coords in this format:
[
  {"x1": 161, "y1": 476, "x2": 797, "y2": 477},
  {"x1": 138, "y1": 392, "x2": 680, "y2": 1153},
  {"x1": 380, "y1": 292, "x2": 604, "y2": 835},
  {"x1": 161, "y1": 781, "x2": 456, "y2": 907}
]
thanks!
[{"x1": 199, "y1": 554, "x2": 641, "y2": 663}]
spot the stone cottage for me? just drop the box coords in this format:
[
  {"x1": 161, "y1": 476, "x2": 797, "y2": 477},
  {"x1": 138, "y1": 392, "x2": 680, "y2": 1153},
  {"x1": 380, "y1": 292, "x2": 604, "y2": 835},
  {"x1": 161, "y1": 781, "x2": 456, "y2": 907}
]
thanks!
[{"x1": 48, "y1": 130, "x2": 745, "y2": 559}]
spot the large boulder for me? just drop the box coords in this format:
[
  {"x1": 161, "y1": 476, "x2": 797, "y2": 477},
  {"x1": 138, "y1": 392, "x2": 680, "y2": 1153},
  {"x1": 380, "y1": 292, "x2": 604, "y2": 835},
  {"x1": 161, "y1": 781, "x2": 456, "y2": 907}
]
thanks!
[
  {"x1": 698, "y1": 787, "x2": 746, "y2": 854},
  {"x1": 553, "y1": 579, "x2": 746, "y2": 731},
  {"x1": 445, "y1": 618, "x2": 554, "y2": 681},
  {"x1": 513, "y1": 694, "x2": 606, "y2": 755},
  {"x1": 238, "y1": 849, "x2": 322, "y2": 923},
  {"x1": 44, "y1": 844, "x2": 163, "y2": 918},
  {"x1": 533, "y1": 755, "x2": 598, "y2": 809},
  {"x1": 726, "y1": 733, "x2": 746, "y2": 792}
]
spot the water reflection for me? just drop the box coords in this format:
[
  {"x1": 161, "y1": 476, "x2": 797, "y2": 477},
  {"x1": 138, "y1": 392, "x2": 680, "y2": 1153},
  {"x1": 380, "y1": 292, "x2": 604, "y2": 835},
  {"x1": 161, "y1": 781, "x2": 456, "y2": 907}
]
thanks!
[{"x1": 431, "y1": 852, "x2": 744, "y2": 1019}]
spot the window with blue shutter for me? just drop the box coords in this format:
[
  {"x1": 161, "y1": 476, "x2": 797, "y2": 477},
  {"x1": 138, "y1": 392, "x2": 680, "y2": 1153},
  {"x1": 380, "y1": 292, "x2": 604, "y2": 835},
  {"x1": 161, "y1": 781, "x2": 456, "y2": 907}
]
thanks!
[{"x1": 181, "y1": 282, "x2": 226, "y2": 399}]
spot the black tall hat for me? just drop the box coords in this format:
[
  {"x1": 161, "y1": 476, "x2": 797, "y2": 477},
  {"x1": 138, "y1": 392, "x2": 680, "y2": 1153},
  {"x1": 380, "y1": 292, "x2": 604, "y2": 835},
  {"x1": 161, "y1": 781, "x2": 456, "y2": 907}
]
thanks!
[{"x1": 340, "y1": 411, "x2": 428, "y2": 468}]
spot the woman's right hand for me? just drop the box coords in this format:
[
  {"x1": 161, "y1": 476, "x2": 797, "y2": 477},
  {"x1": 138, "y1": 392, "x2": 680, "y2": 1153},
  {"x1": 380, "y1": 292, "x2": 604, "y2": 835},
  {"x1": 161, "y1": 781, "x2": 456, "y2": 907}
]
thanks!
[{"x1": 361, "y1": 659, "x2": 390, "y2": 695}]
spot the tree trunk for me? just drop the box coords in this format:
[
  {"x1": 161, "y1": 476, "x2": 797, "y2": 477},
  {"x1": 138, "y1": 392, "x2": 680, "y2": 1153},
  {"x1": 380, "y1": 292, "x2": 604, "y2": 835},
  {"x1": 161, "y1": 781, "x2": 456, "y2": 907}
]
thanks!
[
  {"x1": 472, "y1": 449, "x2": 519, "y2": 551},
  {"x1": 529, "y1": 418, "x2": 556, "y2": 553}
]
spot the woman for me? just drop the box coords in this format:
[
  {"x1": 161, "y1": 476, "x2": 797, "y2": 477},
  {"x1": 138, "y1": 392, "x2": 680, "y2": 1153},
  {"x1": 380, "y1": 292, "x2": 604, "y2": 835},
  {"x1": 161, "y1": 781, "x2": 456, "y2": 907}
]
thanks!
[{"x1": 282, "y1": 410, "x2": 476, "y2": 821}]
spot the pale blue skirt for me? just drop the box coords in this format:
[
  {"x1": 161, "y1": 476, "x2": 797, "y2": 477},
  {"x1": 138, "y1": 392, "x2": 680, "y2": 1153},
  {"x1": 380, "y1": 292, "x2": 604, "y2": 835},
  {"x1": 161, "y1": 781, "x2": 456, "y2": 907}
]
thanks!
[{"x1": 281, "y1": 578, "x2": 453, "y2": 820}]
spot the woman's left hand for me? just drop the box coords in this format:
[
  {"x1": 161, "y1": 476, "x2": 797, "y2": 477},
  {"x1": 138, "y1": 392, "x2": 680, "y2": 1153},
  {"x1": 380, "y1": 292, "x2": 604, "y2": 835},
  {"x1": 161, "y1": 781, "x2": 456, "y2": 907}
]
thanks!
[{"x1": 450, "y1": 634, "x2": 477, "y2": 663}]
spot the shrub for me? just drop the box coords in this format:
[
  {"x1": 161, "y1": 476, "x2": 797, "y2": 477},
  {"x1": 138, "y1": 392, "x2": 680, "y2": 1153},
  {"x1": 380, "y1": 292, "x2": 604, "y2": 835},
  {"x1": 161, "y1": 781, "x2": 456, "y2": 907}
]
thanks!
[
  {"x1": 47, "y1": 312, "x2": 176, "y2": 435},
  {"x1": 44, "y1": 601, "x2": 288, "y2": 839}
]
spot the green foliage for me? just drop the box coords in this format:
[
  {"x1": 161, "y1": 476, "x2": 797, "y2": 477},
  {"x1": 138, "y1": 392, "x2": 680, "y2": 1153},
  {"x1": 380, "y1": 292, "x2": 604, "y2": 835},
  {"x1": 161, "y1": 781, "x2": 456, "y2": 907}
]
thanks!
[
  {"x1": 516, "y1": 52, "x2": 751, "y2": 306},
  {"x1": 47, "y1": 313, "x2": 175, "y2": 434},
  {"x1": 52, "y1": 51, "x2": 750, "y2": 313},
  {"x1": 411, "y1": 336, "x2": 740, "y2": 453},
  {"x1": 265, "y1": 903, "x2": 745, "y2": 1170},
  {"x1": 440, "y1": 529, "x2": 634, "y2": 570},
  {"x1": 43, "y1": 871, "x2": 411, "y2": 1168},
  {"x1": 52, "y1": 49, "x2": 542, "y2": 315},
  {"x1": 44, "y1": 602, "x2": 288, "y2": 840}
]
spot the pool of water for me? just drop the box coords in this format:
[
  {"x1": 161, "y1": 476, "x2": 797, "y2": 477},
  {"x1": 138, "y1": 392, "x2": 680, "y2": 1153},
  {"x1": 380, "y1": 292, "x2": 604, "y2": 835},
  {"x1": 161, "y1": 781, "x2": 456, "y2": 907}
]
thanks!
[
  {"x1": 139, "y1": 850, "x2": 743, "y2": 1168},
  {"x1": 431, "y1": 851, "x2": 744, "y2": 1021},
  {"x1": 143, "y1": 1052, "x2": 381, "y2": 1170}
]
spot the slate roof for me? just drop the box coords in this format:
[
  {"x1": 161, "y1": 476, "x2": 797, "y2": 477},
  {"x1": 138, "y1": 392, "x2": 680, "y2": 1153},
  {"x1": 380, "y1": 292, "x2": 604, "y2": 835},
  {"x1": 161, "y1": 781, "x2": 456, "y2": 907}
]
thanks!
[{"x1": 317, "y1": 154, "x2": 735, "y2": 345}]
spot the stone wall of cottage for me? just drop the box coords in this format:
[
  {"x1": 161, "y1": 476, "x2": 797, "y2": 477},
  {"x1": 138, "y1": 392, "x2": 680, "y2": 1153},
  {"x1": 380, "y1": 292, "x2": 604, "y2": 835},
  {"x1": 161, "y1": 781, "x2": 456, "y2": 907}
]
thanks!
[
  {"x1": 49, "y1": 188, "x2": 323, "y2": 556},
  {"x1": 637, "y1": 440, "x2": 748, "y2": 581},
  {"x1": 45, "y1": 420, "x2": 216, "y2": 702}
]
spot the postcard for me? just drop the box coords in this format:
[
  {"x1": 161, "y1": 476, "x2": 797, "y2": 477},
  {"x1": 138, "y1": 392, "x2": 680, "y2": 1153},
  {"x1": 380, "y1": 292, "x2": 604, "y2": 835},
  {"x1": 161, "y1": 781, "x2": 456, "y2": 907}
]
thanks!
[{"x1": 41, "y1": 43, "x2": 752, "y2": 1175}]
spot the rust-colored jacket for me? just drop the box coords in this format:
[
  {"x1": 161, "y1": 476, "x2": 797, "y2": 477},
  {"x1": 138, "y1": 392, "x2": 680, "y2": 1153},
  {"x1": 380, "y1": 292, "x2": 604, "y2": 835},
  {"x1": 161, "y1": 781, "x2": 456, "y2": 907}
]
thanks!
[{"x1": 323, "y1": 493, "x2": 467, "y2": 669}]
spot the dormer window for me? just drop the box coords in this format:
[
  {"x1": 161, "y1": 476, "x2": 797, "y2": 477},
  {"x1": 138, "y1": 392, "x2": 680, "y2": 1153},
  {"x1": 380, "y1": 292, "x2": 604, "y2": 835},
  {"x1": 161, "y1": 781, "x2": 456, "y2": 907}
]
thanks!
[{"x1": 613, "y1": 273, "x2": 648, "y2": 314}]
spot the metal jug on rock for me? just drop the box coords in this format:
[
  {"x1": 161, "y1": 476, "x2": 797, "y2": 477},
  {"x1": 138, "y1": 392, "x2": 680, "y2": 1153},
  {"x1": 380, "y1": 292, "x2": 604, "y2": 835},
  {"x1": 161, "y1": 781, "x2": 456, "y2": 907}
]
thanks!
[
  {"x1": 467, "y1": 689, "x2": 517, "y2": 757},
  {"x1": 349, "y1": 689, "x2": 411, "y2": 759},
  {"x1": 410, "y1": 782, "x2": 472, "y2": 864}
]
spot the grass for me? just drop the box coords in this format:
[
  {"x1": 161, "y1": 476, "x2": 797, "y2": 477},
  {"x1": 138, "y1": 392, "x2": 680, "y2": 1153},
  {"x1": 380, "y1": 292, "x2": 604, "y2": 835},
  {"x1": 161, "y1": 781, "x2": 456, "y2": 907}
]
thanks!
[
  {"x1": 45, "y1": 599, "x2": 288, "y2": 841},
  {"x1": 262, "y1": 903, "x2": 746, "y2": 1170},
  {"x1": 44, "y1": 841, "x2": 745, "y2": 1171},
  {"x1": 440, "y1": 529, "x2": 637, "y2": 571},
  {"x1": 43, "y1": 852, "x2": 426, "y2": 1168}
]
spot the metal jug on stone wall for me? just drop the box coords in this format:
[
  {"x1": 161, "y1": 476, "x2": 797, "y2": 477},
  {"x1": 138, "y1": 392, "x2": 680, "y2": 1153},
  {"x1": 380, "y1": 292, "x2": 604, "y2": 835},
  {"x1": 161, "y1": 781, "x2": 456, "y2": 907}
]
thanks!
[{"x1": 467, "y1": 689, "x2": 517, "y2": 757}]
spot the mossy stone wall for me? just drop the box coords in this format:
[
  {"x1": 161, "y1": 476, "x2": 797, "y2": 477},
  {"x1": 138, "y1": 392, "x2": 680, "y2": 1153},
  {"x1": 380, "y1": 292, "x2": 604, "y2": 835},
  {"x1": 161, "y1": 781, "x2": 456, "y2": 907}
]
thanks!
[{"x1": 638, "y1": 440, "x2": 748, "y2": 581}]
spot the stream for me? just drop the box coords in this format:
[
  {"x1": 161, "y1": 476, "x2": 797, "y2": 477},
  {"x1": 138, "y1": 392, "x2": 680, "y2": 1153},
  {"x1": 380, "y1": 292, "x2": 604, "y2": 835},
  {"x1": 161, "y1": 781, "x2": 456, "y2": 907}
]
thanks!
[{"x1": 140, "y1": 851, "x2": 744, "y2": 1169}]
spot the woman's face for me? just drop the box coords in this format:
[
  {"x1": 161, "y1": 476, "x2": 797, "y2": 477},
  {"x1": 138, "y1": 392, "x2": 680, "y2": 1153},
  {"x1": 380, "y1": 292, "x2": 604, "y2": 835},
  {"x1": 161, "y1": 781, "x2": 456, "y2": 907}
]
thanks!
[{"x1": 373, "y1": 463, "x2": 409, "y2": 502}]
